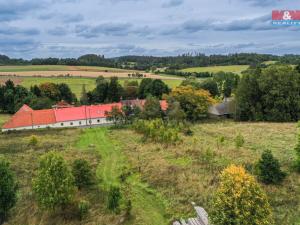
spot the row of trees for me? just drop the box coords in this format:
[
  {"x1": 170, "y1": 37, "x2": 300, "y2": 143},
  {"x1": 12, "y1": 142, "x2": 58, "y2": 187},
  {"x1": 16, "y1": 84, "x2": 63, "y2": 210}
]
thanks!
[
  {"x1": 81, "y1": 77, "x2": 170, "y2": 105},
  {"x1": 160, "y1": 69, "x2": 213, "y2": 78},
  {"x1": 236, "y1": 65, "x2": 300, "y2": 122},
  {"x1": 0, "y1": 80, "x2": 77, "y2": 113},
  {"x1": 2, "y1": 53, "x2": 300, "y2": 71}
]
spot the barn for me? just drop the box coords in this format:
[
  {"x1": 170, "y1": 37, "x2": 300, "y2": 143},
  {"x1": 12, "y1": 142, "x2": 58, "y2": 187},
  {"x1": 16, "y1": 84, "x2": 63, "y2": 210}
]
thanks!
[{"x1": 2, "y1": 100, "x2": 167, "y2": 132}]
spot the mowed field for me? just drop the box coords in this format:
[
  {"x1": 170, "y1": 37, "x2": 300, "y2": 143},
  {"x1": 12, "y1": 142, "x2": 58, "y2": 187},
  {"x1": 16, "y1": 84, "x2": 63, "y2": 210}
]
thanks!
[
  {"x1": 180, "y1": 65, "x2": 249, "y2": 74},
  {"x1": 0, "y1": 120, "x2": 299, "y2": 225}
]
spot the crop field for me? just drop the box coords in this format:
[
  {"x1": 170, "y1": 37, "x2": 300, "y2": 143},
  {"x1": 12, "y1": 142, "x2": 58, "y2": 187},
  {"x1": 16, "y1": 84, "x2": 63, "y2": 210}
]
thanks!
[
  {"x1": 0, "y1": 76, "x2": 182, "y2": 97},
  {"x1": 0, "y1": 65, "x2": 181, "y2": 80},
  {"x1": 180, "y1": 65, "x2": 249, "y2": 74},
  {"x1": 0, "y1": 120, "x2": 299, "y2": 225}
]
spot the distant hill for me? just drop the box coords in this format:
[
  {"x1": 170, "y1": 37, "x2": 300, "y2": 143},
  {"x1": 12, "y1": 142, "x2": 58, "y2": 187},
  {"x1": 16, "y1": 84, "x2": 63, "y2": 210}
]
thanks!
[{"x1": 0, "y1": 53, "x2": 300, "y2": 71}]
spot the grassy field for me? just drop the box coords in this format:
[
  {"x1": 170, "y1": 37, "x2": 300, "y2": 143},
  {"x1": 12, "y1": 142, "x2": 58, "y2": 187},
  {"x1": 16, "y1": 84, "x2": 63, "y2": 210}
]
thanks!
[
  {"x1": 112, "y1": 121, "x2": 300, "y2": 224},
  {"x1": 76, "y1": 128, "x2": 169, "y2": 225},
  {"x1": 180, "y1": 65, "x2": 249, "y2": 74},
  {"x1": 0, "y1": 76, "x2": 182, "y2": 97},
  {"x1": 0, "y1": 114, "x2": 10, "y2": 127},
  {"x1": 0, "y1": 120, "x2": 299, "y2": 224}
]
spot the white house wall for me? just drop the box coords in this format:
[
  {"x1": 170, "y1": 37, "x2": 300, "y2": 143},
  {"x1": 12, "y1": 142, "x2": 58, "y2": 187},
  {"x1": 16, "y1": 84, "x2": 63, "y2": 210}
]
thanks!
[{"x1": 2, "y1": 117, "x2": 112, "y2": 132}]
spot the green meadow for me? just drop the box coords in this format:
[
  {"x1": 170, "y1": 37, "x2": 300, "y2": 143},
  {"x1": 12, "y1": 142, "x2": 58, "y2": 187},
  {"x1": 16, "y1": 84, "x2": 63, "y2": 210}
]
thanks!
[{"x1": 180, "y1": 65, "x2": 249, "y2": 74}]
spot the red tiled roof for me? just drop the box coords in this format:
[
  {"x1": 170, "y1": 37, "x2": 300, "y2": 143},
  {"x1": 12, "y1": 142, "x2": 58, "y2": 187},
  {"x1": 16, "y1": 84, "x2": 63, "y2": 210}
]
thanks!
[
  {"x1": 3, "y1": 109, "x2": 56, "y2": 129},
  {"x1": 54, "y1": 103, "x2": 122, "y2": 122},
  {"x1": 2, "y1": 101, "x2": 167, "y2": 130}
]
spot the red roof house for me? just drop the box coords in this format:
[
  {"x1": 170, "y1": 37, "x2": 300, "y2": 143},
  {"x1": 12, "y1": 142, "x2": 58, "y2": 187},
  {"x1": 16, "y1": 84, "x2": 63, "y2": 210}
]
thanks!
[{"x1": 2, "y1": 106, "x2": 56, "y2": 129}]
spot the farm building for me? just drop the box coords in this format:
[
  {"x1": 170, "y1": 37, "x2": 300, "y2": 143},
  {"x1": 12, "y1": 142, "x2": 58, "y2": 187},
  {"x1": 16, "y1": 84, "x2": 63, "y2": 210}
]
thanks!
[
  {"x1": 2, "y1": 100, "x2": 168, "y2": 132},
  {"x1": 208, "y1": 98, "x2": 235, "y2": 118}
]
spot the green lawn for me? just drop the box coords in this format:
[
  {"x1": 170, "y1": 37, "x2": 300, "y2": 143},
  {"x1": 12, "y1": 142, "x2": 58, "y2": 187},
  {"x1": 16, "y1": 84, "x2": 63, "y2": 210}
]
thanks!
[{"x1": 180, "y1": 65, "x2": 249, "y2": 74}]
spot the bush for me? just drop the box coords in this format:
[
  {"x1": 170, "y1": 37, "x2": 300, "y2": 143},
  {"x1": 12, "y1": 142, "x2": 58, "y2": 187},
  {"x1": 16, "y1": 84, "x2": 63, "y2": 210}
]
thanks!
[
  {"x1": 234, "y1": 133, "x2": 245, "y2": 148},
  {"x1": 78, "y1": 200, "x2": 89, "y2": 220},
  {"x1": 107, "y1": 186, "x2": 121, "y2": 212},
  {"x1": 256, "y1": 150, "x2": 286, "y2": 184},
  {"x1": 28, "y1": 135, "x2": 38, "y2": 146},
  {"x1": 72, "y1": 159, "x2": 94, "y2": 189},
  {"x1": 33, "y1": 151, "x2": 75, "y2": 210},
  {"x1": 0, "y1": 158, "x2": 18, "y2": 223},
  {"x1": 133, "y1": 119, "x2": 180, "y2": 144},
  {"x1": 211, "y1": 165, "x2": 273, "y2": 225}
]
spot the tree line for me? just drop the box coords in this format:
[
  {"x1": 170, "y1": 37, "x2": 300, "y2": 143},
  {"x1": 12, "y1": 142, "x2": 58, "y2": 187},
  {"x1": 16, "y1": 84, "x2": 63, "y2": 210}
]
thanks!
[
  {"x1": 0, "y1": 77, "x2": 171, "y2": 114},
  {"x1": 2, "y1": 53, "x2": 300, "y2": 71}
]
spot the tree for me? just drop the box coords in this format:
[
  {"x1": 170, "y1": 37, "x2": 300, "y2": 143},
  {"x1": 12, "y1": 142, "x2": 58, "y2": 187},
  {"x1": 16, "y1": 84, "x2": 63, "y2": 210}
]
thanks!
[
  {"x1": 80, "y1": 84, "x2": 89, "y2": 105},
  {"x1": 213, "y1": 71, "x2": 239, "y2": 98},
  {"x1": 72, "y1": 159, "x2": 94, "y2": 189},
  {"x1": 92, "y1": 77, "x2": 109, "y2": 103},
  {"x1": 57, "y1": 83, "x2": 76, "y2": 103},
  {"x1": 39, "y1": 82, "x2": 60, "y2": 101},
  {"x1": 138, "y1": 78, "x2": 169, "y2": 99},
  {"x1": 296, "y1": 64, "x2": 300, "y2": 73},
  {"x1": 256, "y1": 150, "x2": 286, "y2": 184},
  {"x1": 236, "y1": 65, "x2": 300, "y2": 122},
  {"x1": 169, "y1": 85, "x2": 215, "y2": 121},
  {"x1": 141, "y1": 96, "x2": 163, "y2": 119},
  {"x1": 211, "y1": 165, "x2": 273, "y2": 225},
  {"x1": 105, "y1": 106, "x2": 124, "y2": 126},
  {"x1": 107, "y1": 77, "x2": 123, "y2": 102},
  {"x1": 0, "y1": 158, "x2": 17, "y2": 224},
  {"x1": 138, "y1": 78, "x2": 153, "y2": 99},
  {"x1": 33, "y1": 152, "x2": 75, "y2": 210},
  {"x1": 166, "y1": 98, "x2": 186, "y2": 122},
  {"x1": 199, "y1": 79, "x2": 219, "y2": 97}
]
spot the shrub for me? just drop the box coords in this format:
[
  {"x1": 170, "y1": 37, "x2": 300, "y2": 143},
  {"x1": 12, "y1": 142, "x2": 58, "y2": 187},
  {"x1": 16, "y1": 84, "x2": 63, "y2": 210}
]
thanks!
[
  {"x1": 107, "y1": 186, "x2": 121, "y2": 212},
  {"x1": 28, "y1": 135, "x2": 38, "y2": 146},
  {"x1": 72, "y1": 159, "x2": 94, "y2": 189},
  {"x1": 133, "y1": 119, "x2": 180, "y2": 144},
  {"x1": 211, "y1": 165, "x2": 273, "y2": 225},
  {"x1": 125, "y1": 199, "x2": 132, "y2": 219},
  {"x1": 0, "y1": 158, "x2": 18, "y2": 223},
  {"x1": 169, "y1": 85, "x2": 216, "y2": 121},
  {"x1": 256, "y1": 150, "x2": 286, "y2": 184},
  {"x1": 33, "y1": 151, "x2": 75, "y2": 210},
  {"x1": 78, "y1": 200, "x2": 89, "y2": 220},
  {"x1": 234, "y1": 133, "x2": 245, "y2": 148}
]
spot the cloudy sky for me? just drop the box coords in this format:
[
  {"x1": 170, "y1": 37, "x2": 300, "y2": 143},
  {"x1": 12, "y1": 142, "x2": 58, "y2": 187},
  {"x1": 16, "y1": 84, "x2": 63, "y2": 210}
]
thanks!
[{"x1": 1, "y1": 0, "x2": 300, "y2": 59}]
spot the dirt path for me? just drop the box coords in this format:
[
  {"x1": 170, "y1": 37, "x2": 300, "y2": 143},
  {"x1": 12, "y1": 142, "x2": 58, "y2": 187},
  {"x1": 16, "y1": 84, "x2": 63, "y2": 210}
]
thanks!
[{"x1": 76, "y1": 127, "x2": 168, "y2": 225}]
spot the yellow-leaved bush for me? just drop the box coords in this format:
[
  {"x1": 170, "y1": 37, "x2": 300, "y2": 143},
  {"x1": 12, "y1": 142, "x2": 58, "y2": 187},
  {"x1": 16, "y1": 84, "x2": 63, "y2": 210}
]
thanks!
[
  {"x1": 169, "y1": 85, "x2": 216, "y2": 121},
  {"x1": 210, "y1": 165, "x2": 273, "y2": 225}
]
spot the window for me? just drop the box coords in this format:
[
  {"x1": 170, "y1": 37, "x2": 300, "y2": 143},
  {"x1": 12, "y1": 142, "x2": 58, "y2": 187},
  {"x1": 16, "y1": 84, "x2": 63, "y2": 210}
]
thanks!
[
  {"x1": 61, "y1": 123, "x2": 64, "y2": 126},
  {"x1": 79, "y1": 121, "x2": 82, "y2": 125},
  {"x1": 70, "y1": 122, "x2": 73, "y2": 125},
  {"x1": 97, "y1": 119, "x2": 100, "y2": 123},
  {"x1": 89, "y1": 120, "x2": 92, "y2": 124}
]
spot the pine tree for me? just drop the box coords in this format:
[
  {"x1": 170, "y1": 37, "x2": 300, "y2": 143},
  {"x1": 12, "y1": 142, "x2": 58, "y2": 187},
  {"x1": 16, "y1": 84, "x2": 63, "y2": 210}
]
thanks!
[{"x1": 256, "y1": 150, "x2": 286, "y2": 184}]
